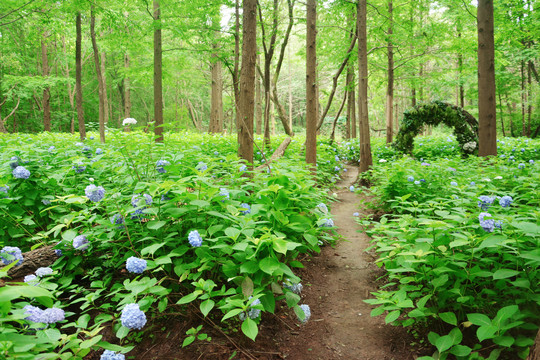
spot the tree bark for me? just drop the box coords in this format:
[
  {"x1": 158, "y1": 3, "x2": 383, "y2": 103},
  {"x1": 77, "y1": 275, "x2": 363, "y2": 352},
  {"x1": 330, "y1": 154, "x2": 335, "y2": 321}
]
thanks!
[
  {"x1": 238, "y1": 0, "x2": 257, "y2": 167},
  {"x1": 330, "y1": 91, "x2": 347, "y2": 143},
  {"x1": 154, "y1": 0, "x2": 164, "y2": 142},
  {"x1": 209, "y1": 13, "x2": 223, "y2": 133},
  {"x1": 385, "y1": 0, "x2": 394, "y2": 144},
  {"x1": 498, "y1": 92, "x2": 506, "y2": 137},
  {"x1": 528, "y1": 329, "x2": 540, "y2": 360},
  {"x1": 477, "y1": 0, "x2": 497, "y2": 156},
  {"x1": 90, "y1": 6, "x2": 106, "y2": 143},
  {"x1": 41, "y1": 31, "x2": 51, "y2": 132},
  {"x1": 100, "y1": 51, "x2": 109, "y2": 127},
  {"x1": 527, "y1": 58, "x2": 532, "y2": 136},
  {"x1": 521, "y1": 60, "x2": 526, "y2": 136},
  {"x1": 233, "y1": 0, "x2": 241, "y2": 132},
  {"x1": 124, "y1": 52, "x2": 131, "y2": 118},
  {"x1": 357, "y1": 0, "x2": 373, "y2": 173},
  {"x1": 255, "y1": 54, "x2": 263, "y2": 135},
  {"x1": 75, "y1": 12, "x2": 86, "y2": 141},
  {"x1": 305, "y1": 0, "x2": 317, "y2": 167},
  {"x1": 1, "y1": 246, "x2": 57, "y2": 280},
  {"x1": 347, "y1": 63, "x2": 356, "y2": 139}
]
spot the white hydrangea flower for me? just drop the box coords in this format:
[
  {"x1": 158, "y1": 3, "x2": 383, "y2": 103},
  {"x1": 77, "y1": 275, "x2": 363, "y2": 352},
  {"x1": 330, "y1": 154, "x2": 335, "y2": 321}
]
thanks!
[{"x1": 122, "y1": 118, "x2": 137, "y2": 126}]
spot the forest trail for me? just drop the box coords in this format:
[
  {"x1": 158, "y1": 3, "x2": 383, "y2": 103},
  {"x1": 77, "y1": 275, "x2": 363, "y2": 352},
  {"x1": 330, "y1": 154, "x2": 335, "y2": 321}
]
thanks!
[{"x1": 278, "y1": 165, "x2": 413, "y2": 360}]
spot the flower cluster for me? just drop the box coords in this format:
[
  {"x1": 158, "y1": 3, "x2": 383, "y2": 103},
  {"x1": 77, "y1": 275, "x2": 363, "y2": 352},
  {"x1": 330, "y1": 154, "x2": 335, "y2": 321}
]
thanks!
[
  {"x1": 110, "y1": 214, "x2": 125, "y2": 227},
  {"x1": 24, "y1": 305, "x2": 65, "y2": 324},
  {"x1": 131, "y1": 194, "x2": 153, "y2": 207},
  {"x1": 477, "y1": 195, "x2": 495, "y2": 211},
  {"x1": 407, "y1": 176, "x2": 414, "y2": 182},
  {"x1": 9, "y1": 156, "x2": 20, "y2": 169},
  {"x1": 450, "y1": 181, "x2": 458, "y2": 186},
  {"x1": 13, "y1": 166, "x2": 30, "y2": 179},
  {"x1": 100, "y1": 350, "x2": 125, "y2": 360},
  {"x1": 120, "y1": 303, "x2": 147, "y2": 330},
  {"x1": 72, "y1": 162, "x2": 86, "y2": 173},
  {"x1": 24, "y1": 274, "x2": 38, "y2": 285},
  {"x1": 239, "y1": 203, "x2": 251, "y2": 215},
  {"x1": 0, "y1": 185, "x2": 9, "y2": 195},
  {"x1": 85, "y1": 184, "x2": 105, "y2": 202},
  {"x1": 196, "y1": 161, "x2": 208, "y2": 171},
  {"x1": 0, "y1": 246, "x2": 23, "y2": 266},
  {"x1": 319, "y1": 218, "x2": 334, "y2": 228},
  {"x1": 126, "y1": 257, "x2": 147, "y2": 274},
  {"x1": 35, "y1": 267, "x2": 53, "y2": 277},
  {"x1": 349, "y1": 185, "x2": 355, "y2": 192},
  {"x1": 122, "y1": 118, "x2": 137, "y2": 126},
  {"x1": 283, "y1": 279, "x2": 303, "y2": 294},
  {"x1": 156, "y1": 160, "x2": 170, "y2": 173},
  {"x1": 463, "y1": 141, "x2": 477, "y2": 152},
  {"x1": 239, "y1": 164, "x2": 247, "y2": 172},
  {"x1": 316, "y1": 203, "x2": 328, "y2": 214},
  {"x1": 96, "y1": 148, "x2": 103, "y2": 155},
  {"x1": 219, "y1": 188, "x2": 230, "y2": 200},
  {"x1": 298, "y1": 304, "x2": 311, "y2": 323},
  {"x1": 518, "y1": 163, "x2": 526, "y2": 169},
  {"x1": 499, "y1": 195, "x2": 513, "y2": 208},
  {"x1": 478, "y1": 212, "x2": 502, "y2": 233},
  {"x1": 188, "y1": 230, "x2": 203, "y2": 247},
  {"x1": 239, "y1": 297, "x2": 262, "y2": 320},
  {"x1": 73, "y1": 235, "x2": 89, "y2": 251}
]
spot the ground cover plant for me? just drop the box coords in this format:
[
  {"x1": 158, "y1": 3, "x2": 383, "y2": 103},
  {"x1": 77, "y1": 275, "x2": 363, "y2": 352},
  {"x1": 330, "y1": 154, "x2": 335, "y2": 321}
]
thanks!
[
  {"x1": 0, "y1": 131, "x2": 345, "y2": 359},
  {"x1": 356, "y1": 135, "x2": 540, "y2": 359}
]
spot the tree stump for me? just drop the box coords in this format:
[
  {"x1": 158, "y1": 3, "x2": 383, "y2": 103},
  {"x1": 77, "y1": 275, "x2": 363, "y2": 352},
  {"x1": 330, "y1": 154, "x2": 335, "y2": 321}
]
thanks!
[
  {"x1": 528, "y1": 329, "x2": 540, "y2": 360},
  {"x1": 1, "y1": 245, "x2": 56, "y2": 280}
]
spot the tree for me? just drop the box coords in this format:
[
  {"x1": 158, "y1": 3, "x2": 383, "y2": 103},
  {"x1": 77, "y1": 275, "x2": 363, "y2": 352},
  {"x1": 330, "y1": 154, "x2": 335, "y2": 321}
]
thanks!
[
  {"x1": 237, "y1": 0, "x2": 257, "y2": 167},
  {"x1": 41, "y1": 30, "x2": 51, "y2": 132},
  {"x1": 357, "y1": 0, "x2": 372, "y2": 173},
  {"x1": 477, "y1": 0, "x2": 497, "y2": 156},
  {"x1": 75, "y1": 11, "x2": 86, "y2": 141},
  {"x1": 385, "y1": 0, "x2": 394, "y2": 144},
  {"x1": 154, "y1": 0, "x2": 164, "y2": 142},
  {"x1": 90, "y1": 5, "x2": 106, "y2": 143},
  {"x1": 209, "y1": 12, "x2": 223, "y2": 133},
  {"x1": 305, "y1": 0, "x2": 317, "y2": 167}
]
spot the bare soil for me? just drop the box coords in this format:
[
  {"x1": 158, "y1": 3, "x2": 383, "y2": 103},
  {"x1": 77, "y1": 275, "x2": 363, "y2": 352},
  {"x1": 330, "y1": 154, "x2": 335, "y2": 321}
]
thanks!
[{"x1": 123, "y1": 165, "x2": 416, "y2": 360}]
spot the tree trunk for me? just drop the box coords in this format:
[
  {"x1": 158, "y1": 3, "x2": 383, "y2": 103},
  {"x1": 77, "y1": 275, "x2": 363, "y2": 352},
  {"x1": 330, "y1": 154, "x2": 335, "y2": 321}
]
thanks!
[
  {"x1": 209, "y1": 14, "x2": 223, "y2": 134},
  {"x1": 385, "y1": 0, "x2": 394, "y2": 144},
  {"x1": 238, "y1": 0, "x2": 256, "y2": 167},
  {"x1": 233, "y1": 0, "x2": 241, "y2": 132},
  {"x1": 357, "y1": 0, "x2": 373, "y2": 173},
  {"x1": 305, "y1": 0, "x2": 317, "y2": 167},
  {"x1": 498, "y1": 92, "x2": 506, "y2": 137},
  {"x1": 477, "y1": 0, "x2": 497, "y2": 156},
  {"x1": 41, "y1": 31, "x2": 51, "y2": 132},
  {"x1": 527, "y1": 58, "x2": 532, "y2": 136},
  {"x1": 75, "y1": 12, "x2": 86, "y2": 141},
  {"x1": 90, "y1": 6, "x2": 106, "y2": 143},
  {"x1": 330, "y1": 91, "x2": 347, "y2": 143},
  {"x1": 154, "y1": 0, "x2": 164, "y2": 142},
  {"x1": 528, "y1": 329, "x2": 540, "y2": 360},
  {"x1": 124, "y1": 52, "x2": 131, "y2": 119},
  {"x1": 347, "y1": 64, "x2": 357, "y2": 139},
  {"x1": 255, "y1": 54, "x2": 263, "y2": 135},
  {"x1": 288, "y1": 42, "x2": 293, "y2": 132},
  {"x1": 521, "y1": 60, "x2": 526, "y2": 136},
  {"x1": 100, "y1": 51, "x2": 109, "y2": 127}
]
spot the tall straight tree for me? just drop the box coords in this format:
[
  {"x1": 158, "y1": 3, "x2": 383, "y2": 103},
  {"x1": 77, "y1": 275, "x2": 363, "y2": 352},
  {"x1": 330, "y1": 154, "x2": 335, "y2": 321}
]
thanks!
[
  {"x1": 75, "y1": 12, "x2": 86, "y2": 141},
  {"x1": 90, "y1": 6, "x2": 106, "y2": 143},
  {"x1": 41, "y1": 31, "x2": 51, "y2": 132},
  {"x1": 385, "y1": 0, "x2": 394, "y2": 144},
  {"x1": 238, "y1": 0, "x2": 257, "y2": 167},
  {"x1": 154, "y1": 0, "x2": 164, "y2": 142},
  {"x1": 305, "y1": 0, "x2": 317, "y2": 166},
  {"x1": 477, "y1": 0, "x2": 497, "y2": 156},
  {"x1": 357, "y1": 0, "x2": 372, "y2": 173},
  {"x1": 209, "y1": 12, "x2": 223, "y2": 133}
]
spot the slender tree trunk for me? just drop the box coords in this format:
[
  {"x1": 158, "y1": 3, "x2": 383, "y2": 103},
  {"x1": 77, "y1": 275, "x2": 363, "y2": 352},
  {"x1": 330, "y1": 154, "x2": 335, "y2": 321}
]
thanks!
[
  {"x1": 347, "y1": 65, "x2": 357, "y2": 139},
  {"x1": 271, "y1": 98, "x2": 276, "y2": 136},
  {"x1": 385, "y1": 0, "x2": 394, "y2": 144},
  {"x1": 457, "y1": 23, "x2": 465, "y2": 108},
  {"x1": 63, "y1": 36, "x2": 75, "y2": 134},
  {"x1": 305, "y1": 0, "x2": 317, "y2": 167},
  {"x1": 90, "y1": 6, "x2": 106, "y2": 143},
  {"x1": 255, "y1": 54, "x2": 263, "y2": 135},
  {"x1": 124, "y1": 52, "x2": 131, "y2": 118},
  {"x1": 527, "y1": 59, "x2": 532, "y2": 136},
  {"x1": 238, "y1": 0, "x2": 256, "y2": 167},
  {"x1": 288, "y1": 42, "x2": 293, "y2": 131},
  {"x1": 477, "y1": 0, "x2": 497, "y2": 156},
  {"x1": 330, "y1": 91, "x2": 347, "y2": 142},
  {"x1": 498, "y1": 92, "x2": 506, "y2": 137},
  {"x1": 75, "y1": 12, "x2": 86, "y2": 141},
  {"x1": 521, "y1": 60, "x2": 526, "y2": 136},
  {"x1": 100, "y1": 51, "x2": 109, "y2": 126},
  {"x1": 41, "y1": 31, "x2": 51, "y2": 132},
  {"x1": 154, "y1": 0, "x2": 163, "y2": 142},
  {"x1": 357, "y1": 0, "x2": 373, "y2": 173},
  {"x1": 209, "y1": 13, "x2": 223, "y2": 133},
  {"x1": 233, "y1": 0, "x2": 241, "y2": 132}
]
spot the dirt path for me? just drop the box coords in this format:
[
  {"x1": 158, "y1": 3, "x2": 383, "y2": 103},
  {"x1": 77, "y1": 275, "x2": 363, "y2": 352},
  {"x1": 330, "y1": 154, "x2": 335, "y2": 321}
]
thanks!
[{"x1": 278, "y1": 165, "x2": 413, "y2": 360}]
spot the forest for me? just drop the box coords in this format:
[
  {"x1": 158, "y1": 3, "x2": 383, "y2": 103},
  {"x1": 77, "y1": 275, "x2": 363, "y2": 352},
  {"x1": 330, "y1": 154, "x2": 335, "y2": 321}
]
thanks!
[{"x1": 0, "y1": 0, "x2": 539, "y2": 359}]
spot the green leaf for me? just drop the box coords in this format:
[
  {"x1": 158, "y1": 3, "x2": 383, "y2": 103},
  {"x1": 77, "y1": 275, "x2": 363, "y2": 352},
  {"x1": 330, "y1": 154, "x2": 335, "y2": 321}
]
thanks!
[
  {"x1": 36, "y1": 328, "x2": 62, "y2": 343},
  {"x1": 477, "y1": 325, "x2": 498, "y2": 342},
  {"x1": 182, "y1": 335, "x2": 195, "y2": 347},
  {"x1": 435, "y1": 335, "x2": 453, "y2": 353},
  {"x1": 450, "y1": 345, "x2": 472, "y2": 356},
  {"x1": 200, "y1": 299, "x2": 215, "y2": 317},
  {"x1": 439, "y1": 312, "x2": 457, "y2": 326},
  {"x1": 116, "y1": 326, "x2": 129, "y2": 339},
  {"x1": 385, "y1": 310, "x2": 400, "y2": 324},
  {"x1": 62, "y1": 229, "x2": 77, "y2": 241},
  {"x1": 431, "y1": 274, "x2": 449, "y2": 288},
  {"x1": 285, "y1": 292, "x2": 300, "y2": 307},
  {"x1": 225, "y1": 227, "x2": 241, "y2": 241},
  {"x1": 221, "y1": 308, "x2": 244, "y2": 322},
  {"x1": 259, "y1": 257, "x2": 280, "y2": 275},
  {"x1": 492, "y1": 269, "x2": 520, "y2": 280},
  {"x1": 240, "y1": 261, "x2": 259, "y2": 274},
  {"x1": 147, "y1": 220, "x2": 166, "y2": 230},
  {"x1": 478, "y1": 235, "x2": 506, "y2": 249},
  {"x1": 176, "y1": 291, "x2": 201, "y2": 305},
  {"x1": 141, "y1": 242, "x2": 165, "y2": 256},
  {"x1": 191, "y1": 200, "x2": 210, "y2": 208},
  {"x1": 241, "y1": 318, "x2": 258, "y2": 341},
  {"x1": 493, "y1": 335, "x2": 514, "y2": 347},
  {"x1": 467, "y1": 313, "x2": 491, "y2": 327},
  {"x1": 80, "y1": 335, "x2": 102, "y2": 349}
]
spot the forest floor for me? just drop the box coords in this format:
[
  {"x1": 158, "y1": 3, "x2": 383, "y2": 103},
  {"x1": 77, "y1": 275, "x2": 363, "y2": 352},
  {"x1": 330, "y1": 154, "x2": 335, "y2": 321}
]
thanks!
[{"x1": 124, "y1": 165, "x2": 417, "y2": 360}]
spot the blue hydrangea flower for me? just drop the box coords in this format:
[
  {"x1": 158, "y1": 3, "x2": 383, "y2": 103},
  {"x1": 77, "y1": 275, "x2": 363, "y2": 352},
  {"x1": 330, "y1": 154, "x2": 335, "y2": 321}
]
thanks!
[
  {"x1": 9, "y1": 156, "x2": 20, "y2": 169},
  {"x1": 518, "y1": 163, "x2": 525, "y2": 169},
  {"x1": 188, "y1": 230, "x2": 203, "y2": 247},
  {"x1": 89, "y1": 136, "x2": 95, "y2": 140},
  {"x1": 316, "y1": 203, "x2": 328, "y2": 214},
  {"x1": 96, "y1": 148, "x2": 103, "y2": 155},
  {"x1": 239, "y1": 203, "x2": 251, "y2": 215},
  {"x1": 100, "y1": 350, "x2": 126, "y2": 360},
  {"x1": 494, "y1": 220, "x2": 503, "y2": 229},
  {"x1": 530, "y1": 160, "x2": 534, "y2": 164},
  {"x1": 73, "y1": 235, "x2": 89, "y2": 251},
  {"x1": 13, "y1": 166, "x2": 30, "y2": 179},
  {"x1": 421, "y1": 162, "x2": 430, "y2": 166},
  {"x1": 219, "y1": 188, "x2": 230, "y2": 200},
  {"x1": 1, "y1": 246, "x2": 23, "y2": 265},
  {"x1": 470, "y1": 182, "x2": 476, "y2": 186},
  {"x1": 24, "y1": 274, "x2": 38, "y2": 284},
  {"x1": 499, "y1": 195, "x2": 513, "y2": 208},
  {"x1": 448, "y1": 167, "x2": 456, "y2": 172},
  {"x1": 23, "y1": 305, "x2": 43, "y2": 323},
  {"x1": 196, "y1": 162, "x2": 208, "y2": 171},
  {"x1": 214, "y1": 151, "x2": 219, "y2": 156},
  {"x1": 414, "y1": 180, "x2": 420, "y2": 185},
  {"x1": 111, "y1": 214, "x2": 125, "y2": 226},
  {"x1": 283, "y1": 280, "x2": 303, "y2": 294},
  {"x1": 85, "y1": 185, "x2": 105, "y2": 202},
  {"x1": 298, "y1": 304, "x2": 311, "y2": 323},
  {"x1": 521, "y1": 148, "x2": 525, "y2": 152},
  {"x1": 477, "y1": 196, "x2": 495, "y2": 210},
  {"x1": 0, "y1": 185, "x2": 9, "y2": 195},
  {"x1": 239, "y1": 164, "x2": 247, "y2": 172},
  {"x1": 24, "y1": 306, "x2": 65, "y2": 324},
  {"x1": 126, "y1": 257, "x2": 147, "y2": 274},
  {"x1": 407, "y1": 176, "x2": 414, "y2": 182},
  {"x1": 319, "y1": 218, "x2": 334, "y2": 228},
  {"x1": 335, "y1": 155, "x2": 340, "y2": 162},
  {"x1": 349, "y1": 186, "x2": 355, "y2": 192},
  {"x1": 334, "y1": 166, "x2": 340, "y2": 172},
  {"x1": 120, "y1": 303, "x2": 147, "y2": 330},
  {"x1": 239, "y1": 297, "x2": 262, "y2": 320},
  {"x1": 54, "y1": 242, "x2": 65, "y2": 256},
  {"x1": 450, "y1": 181, "x2": 458, "y2": 186},
  {"x1": 353, "y1": 212, "x2": 359, "y2": 217},
  {"x1": 131, "y1": 208, "x2": 144, "y2": 220},
  {"x1": 35, "y1": 267, "x2": 53, "y2": 277},
  {"x1": 479, "y1": 212, "x2": 495, "y2": 233},
  {"x1": 156, "y1": 160, "x2": 170, "y2": 173},
  {"x1": 42, "y1": 199, "x2": 51, "y2": 205},
  {"x1": 73, "y1": 162, "x2": 86, "y2": 173},
  {"x1": 131, "y1": 194, "x2": 152, "y2": 207},
  {"x1": 48, "y1": 146, "x2": 55, "y2": 152}
]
